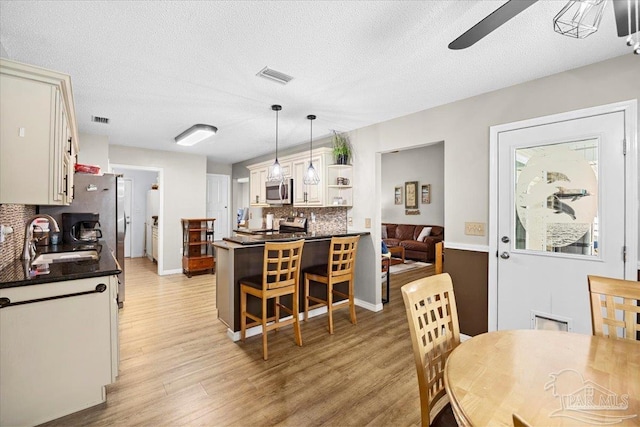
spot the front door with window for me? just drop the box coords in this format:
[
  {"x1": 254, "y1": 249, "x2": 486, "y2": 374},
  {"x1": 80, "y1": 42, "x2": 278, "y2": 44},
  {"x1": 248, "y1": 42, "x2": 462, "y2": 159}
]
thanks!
[{"x1": 492, "y1": 103, "x2": 636, "y2": 335}]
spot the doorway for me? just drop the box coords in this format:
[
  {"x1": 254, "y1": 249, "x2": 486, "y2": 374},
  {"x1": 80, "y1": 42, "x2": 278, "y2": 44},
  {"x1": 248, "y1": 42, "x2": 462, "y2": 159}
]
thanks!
[
  {"x1": 110, "y1": 164, "x2": 162, "y2": 275},
  {"x1": 488, "y1": 101, "x2": 637, "y2": 334},
  {"x1": 206, "y1": 174, "x2": 230, "y2": 241},
  {"x1": 123, "y1": 178, "x2": 133, "y2": 257}
]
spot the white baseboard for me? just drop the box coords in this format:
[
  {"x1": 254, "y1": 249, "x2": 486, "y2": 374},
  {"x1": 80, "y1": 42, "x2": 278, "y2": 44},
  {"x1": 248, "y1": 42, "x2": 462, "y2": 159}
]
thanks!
[
  {"x1": 460, "y1": 333, "x2": 472, "y2": 342},
  {"x1": 226, "y1": 306, "x2": 330, "y2": 342},
  {"x1": 355, "y1": 298, "x2": 383, "y2": 312},
  {"x1": 160, "y1": 268, "x2": 182, "y2": 276}
]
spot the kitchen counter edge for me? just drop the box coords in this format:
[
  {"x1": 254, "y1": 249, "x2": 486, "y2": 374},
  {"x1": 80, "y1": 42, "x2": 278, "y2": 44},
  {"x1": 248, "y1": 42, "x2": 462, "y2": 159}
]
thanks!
[{"x1": 0, "y1": 241, "x2": 121, "y2": 289}]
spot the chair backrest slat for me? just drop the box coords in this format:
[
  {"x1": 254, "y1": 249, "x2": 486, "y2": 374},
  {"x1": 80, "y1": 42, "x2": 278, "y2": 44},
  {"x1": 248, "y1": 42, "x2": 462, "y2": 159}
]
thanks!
[
  {"x1": 263, "y1": 240, "x2": 305, "y2": 290},
  {"x1": 327, "y1": 236, "x2": 359, "y2": 278},
  {"x1": 588, "y1": 275, "x2": 640, "y2": 341}
]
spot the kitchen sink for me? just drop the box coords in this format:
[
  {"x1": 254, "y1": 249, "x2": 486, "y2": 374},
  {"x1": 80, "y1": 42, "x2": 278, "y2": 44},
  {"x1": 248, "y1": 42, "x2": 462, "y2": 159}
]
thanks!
[{"x1": 31, "y1": 250, "x2": 99, "y2": 265}]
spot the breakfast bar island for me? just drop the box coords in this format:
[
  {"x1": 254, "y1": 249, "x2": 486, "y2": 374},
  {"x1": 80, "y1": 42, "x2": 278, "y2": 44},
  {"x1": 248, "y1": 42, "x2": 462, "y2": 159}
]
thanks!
[{"x1": 213, "y1": 230, "x2": 371, "y2": 340}]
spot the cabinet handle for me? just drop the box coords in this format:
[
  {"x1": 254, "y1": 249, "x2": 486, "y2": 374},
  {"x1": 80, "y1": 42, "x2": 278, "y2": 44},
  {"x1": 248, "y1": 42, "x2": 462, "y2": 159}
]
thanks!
[
  {"x1": 67, "y1": 137, "x2": 72, "y2": 155},
  {"x1": 63, "y1": 175, "x2": 68, "y2": 195},
  {"x1": 304, "y1": 191, "x2": 308, "y2": 203},
  {"x1": 0, "y1": 284, "x2": 107, "y2": 309}
]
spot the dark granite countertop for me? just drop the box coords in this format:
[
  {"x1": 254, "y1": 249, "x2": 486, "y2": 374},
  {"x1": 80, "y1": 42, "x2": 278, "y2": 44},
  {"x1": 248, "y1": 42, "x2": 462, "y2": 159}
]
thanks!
[
  {"x1": 0, "y1": 241, "x2": 121, "y2": 289},
  {"x1": 221, "y1": 231, "x2": 370, "y2": 246}
]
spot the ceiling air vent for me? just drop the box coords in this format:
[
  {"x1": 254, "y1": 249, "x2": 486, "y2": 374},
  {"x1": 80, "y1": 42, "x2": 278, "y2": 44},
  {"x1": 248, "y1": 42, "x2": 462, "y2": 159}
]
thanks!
[
  {"x1": 256, "y1": 66, "x2": 294, "y2": 85},
  {"x1": 91, "y1": 115, "x2": 110, "y2": 124}
]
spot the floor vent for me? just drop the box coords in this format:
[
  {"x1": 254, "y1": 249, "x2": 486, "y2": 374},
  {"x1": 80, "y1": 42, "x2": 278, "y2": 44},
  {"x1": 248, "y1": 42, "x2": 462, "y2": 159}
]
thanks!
[
  {"x1": 256, "y1": 66, "x2": 294, "y2": 85},
  {"x1": 530, "y1": 310, "x2": 572, "y2": 332},
  {"x1": 91, "y1": 115, "x2": 110, "y2": 124}
]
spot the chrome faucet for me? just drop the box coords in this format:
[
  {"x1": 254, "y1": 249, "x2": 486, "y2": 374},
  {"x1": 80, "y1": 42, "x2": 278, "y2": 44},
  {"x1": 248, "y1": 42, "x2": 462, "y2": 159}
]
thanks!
[{"x1": 21, "y1": 214, "x2": 60, "y2": 260}]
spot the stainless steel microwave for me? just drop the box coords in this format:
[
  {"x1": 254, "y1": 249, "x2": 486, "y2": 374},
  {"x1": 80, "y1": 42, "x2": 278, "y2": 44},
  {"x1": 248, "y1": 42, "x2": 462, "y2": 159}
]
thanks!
[{"x1": 266, "y1": 178, "x2": 293, "y2": 205}]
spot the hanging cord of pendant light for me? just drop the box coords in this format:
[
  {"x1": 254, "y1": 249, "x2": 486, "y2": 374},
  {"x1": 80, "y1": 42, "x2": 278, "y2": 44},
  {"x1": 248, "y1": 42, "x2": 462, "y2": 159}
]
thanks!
[
  {"x1": 626, "y1": 0, "x2": 640, "y2": 54},
  {"x1": 304, "y1": 115, "x2": 320, "y2": 185},
  {"x1": 267, "y1": 104, "x2": 283, "y2": 183}
]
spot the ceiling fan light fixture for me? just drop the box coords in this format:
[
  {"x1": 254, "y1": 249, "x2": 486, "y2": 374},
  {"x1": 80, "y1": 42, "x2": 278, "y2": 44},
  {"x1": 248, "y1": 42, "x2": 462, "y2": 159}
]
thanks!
[
  {"x1": 553, "y1": 0, "x2": 607, "y2": 39},
  {"x1": 266, "y1": 105, "x2": 284, "y2": 183},
  {"x1": 303, "y1": 114, "x2": 320, "y2": 185},
  {"x1": 174, "y1": 124, "x2": 217, "y2": 146}
]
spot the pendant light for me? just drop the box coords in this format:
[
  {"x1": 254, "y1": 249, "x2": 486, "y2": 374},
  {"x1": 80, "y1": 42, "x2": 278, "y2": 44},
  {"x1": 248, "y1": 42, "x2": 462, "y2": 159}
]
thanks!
[
  {"x1": 303, "y1": 114, "x2": 320, "y2": 185},
  {"x1": 553, "y1": 0, "x2": 607, "y2": 39},
  {"x1": 266, "y1": 104, "x2": 283, "y2": 183}
]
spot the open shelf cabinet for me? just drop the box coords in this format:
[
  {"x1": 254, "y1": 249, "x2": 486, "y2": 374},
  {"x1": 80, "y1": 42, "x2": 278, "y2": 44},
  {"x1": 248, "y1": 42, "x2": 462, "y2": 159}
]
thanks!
[{"x1": 181, "y1": 218, "x2": 215, "y2": 277}]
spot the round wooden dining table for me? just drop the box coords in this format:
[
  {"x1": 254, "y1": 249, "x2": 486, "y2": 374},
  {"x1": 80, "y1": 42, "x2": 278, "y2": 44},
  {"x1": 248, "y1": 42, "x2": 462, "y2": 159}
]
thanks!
[{"x1": 444, "y1": 330, "x2": 640, "y2": 426}]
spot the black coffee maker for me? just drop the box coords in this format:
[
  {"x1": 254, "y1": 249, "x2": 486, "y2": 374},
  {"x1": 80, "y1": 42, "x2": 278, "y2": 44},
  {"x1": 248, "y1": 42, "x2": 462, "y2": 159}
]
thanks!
[{"x1": 62, "y1": 213, "x2": 103, "y2": 244}]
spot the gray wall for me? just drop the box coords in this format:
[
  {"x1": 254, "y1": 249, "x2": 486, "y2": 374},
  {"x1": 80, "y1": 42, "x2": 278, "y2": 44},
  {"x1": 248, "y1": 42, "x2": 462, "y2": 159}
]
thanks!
[
  {"x1": 232, "y1": 137, "x2": 333, "y2": 179},
  {"x1": 381, "y1": 142, "x2": 444, "y2": 226},
  {"x1": 109, "y1": 145, "x2": 207, "y2": 274},
  {"x1": 207, "y1": 160, "x2": 232, "y2": 175},
  {"x1": 346, "y1": 53, "x2": 639, "y2": 307}
]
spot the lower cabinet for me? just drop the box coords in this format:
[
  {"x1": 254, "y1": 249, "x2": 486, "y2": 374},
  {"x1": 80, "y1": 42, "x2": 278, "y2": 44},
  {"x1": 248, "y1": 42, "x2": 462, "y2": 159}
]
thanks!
[
  {"x1": 152, "y1": 225, "x2": 158, "y2": 262},
  {"x1": 0, "y1": 275, "x2": 119, "y2": 426}
]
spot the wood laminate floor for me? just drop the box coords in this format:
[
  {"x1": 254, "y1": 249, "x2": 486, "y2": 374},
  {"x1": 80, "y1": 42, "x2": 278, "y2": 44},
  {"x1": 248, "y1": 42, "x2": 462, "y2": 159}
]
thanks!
[{"x1": 41, "y1": 258, "x2": 444, "y2": 427}]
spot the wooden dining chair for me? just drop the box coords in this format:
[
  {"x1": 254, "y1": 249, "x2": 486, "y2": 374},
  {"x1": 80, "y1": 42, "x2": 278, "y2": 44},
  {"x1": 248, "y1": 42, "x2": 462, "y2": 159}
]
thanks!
[
  {"x1": 512, "y1": 413, "x2": 532, "y2": 427},
  {"x1": 401, "y1": 273, "x2": 460, "y2": 427},
  {"x1": 434, "y1": 241, "x2": 444, "y2": 275},
  {"x1": 303, "y1": 235, "x2": 360, "y2": 334},
  {"x1": 588, "y1": 275, "x2": 640, "y2": 341},
  {"x1": 240, "y1": 239, "x2": 305, "y2": 360}
]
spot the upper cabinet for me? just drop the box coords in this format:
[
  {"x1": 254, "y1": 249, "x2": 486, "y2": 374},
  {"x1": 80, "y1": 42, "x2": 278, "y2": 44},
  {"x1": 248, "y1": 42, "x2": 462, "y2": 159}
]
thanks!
[
  {"x1": 247, "y1": 147, "x2": 352, "y2": 208},
  {"x1": 0, "y1": 59, "x2": 79, "y2": 205},
  {"x1": 249, "y1": 165, "x2": 269, "y2": 206}
]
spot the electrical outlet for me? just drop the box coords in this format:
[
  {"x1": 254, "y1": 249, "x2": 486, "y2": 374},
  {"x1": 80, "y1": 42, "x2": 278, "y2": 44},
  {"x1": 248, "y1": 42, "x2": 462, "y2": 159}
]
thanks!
[
  {"x1": 348, "y1": 217, "x2": 353, "y2": 226},
  {"x1": 365, "y1": 218, "x2": 371, "y2": 228},
  {"x1": 465, "y1": 222, "x2": 485, "y2": 236}
]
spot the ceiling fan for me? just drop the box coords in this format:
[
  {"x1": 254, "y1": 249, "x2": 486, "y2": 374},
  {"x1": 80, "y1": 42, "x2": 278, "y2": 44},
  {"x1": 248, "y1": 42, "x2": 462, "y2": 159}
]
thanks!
[{"x1": 448, "y1": 0, "x2": 639, "y2": 50}]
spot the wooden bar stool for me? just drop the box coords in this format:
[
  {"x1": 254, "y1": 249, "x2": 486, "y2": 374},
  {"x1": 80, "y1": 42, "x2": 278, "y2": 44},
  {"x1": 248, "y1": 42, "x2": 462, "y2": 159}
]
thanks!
[
  {"x1": 303, "y1": 235, "x2": 360, "y2": 334},
  {"x1": 240, "y1": 239, "x2": 305, "y2": 360}
]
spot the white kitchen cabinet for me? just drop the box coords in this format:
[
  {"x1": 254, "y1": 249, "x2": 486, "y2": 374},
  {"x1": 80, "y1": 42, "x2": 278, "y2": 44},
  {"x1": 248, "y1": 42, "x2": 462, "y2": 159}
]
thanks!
[
  {"x1": 0, "y1": 58, "x2": 79, "y2": 205},
  {"x1": 292, "y1": 154, "x2": 324, "y2": 207},
  {"x1": 249, "y1": 164, "x2": 269, "y2": 206},
  {"x1": 0, "y1": 275, "x2": 118, "y2": 426},
  {"x1": 152, "y1": 225, "x2": 158, "y2": 261},
  {"x1": 247, "y1": 147, "x2": 352, "y2": 208}
]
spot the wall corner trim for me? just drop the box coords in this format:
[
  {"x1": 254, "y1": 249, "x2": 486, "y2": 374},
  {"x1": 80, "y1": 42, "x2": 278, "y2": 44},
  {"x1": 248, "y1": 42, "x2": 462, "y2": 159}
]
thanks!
[{"x1": 444, "y1": 242, "x2": 490, "y2": 253}]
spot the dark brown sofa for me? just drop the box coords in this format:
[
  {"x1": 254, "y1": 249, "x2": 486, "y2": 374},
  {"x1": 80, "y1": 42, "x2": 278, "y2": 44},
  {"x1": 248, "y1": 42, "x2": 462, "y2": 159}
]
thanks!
[{"x1": 382, "y1": 223, "x2": 444, "y2": 263}]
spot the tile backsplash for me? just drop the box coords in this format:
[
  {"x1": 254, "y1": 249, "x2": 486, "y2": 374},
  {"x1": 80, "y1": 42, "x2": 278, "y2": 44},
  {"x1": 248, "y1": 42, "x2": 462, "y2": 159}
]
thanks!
[
  {"x1": 266, "y1": 206, "x2": 347, "y2": 234},
  {"x1": 0, "y1": 204, "x2": 36, "y2": 270}
]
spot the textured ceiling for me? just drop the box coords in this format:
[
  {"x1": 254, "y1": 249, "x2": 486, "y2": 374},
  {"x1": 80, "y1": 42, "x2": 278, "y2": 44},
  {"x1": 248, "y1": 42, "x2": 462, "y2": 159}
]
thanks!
[{"x1": 0, "y1": 1, "x2": 632, "y2": 164}]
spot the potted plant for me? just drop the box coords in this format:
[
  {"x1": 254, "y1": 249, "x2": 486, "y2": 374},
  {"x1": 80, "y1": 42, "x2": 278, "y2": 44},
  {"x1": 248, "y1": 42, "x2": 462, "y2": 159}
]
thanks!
[{"x1": 332, "y1": 130, "x2": 352, "y2": 165}]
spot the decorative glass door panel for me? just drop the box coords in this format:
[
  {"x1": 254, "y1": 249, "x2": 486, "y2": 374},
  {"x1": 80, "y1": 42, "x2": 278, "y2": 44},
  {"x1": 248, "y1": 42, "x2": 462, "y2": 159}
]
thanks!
[{"x1": 514, "y1": 138, "x2": 599, "y2": 257}]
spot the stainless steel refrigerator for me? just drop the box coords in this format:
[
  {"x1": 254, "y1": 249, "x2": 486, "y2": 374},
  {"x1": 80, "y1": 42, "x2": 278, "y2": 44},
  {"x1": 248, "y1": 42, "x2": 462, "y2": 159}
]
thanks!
[{"x1": 41, "y1": 173, "x2": 126, "y2": 307}]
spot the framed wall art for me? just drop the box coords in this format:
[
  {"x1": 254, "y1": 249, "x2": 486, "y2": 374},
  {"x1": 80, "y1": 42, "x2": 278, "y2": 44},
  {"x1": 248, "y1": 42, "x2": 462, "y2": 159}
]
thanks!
[
  {"x1": 421, "y1": 184, "x2": 431, "y2": 204},
  {"x1": 394, "y1": 186, "x2": 402, "y2": 205},
  {"x1": 405, "y1": 181, "x2": 418, "y2": 209}
]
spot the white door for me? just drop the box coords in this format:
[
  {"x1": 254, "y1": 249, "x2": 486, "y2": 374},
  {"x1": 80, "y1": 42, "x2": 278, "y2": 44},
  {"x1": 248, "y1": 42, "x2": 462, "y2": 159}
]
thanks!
[
  {"x1": 206, "y1": 174, "x2": 230, "y2": 241},
  {"x1": 123, "y1": 179, "x2": 133, "y2": 258},
  {"x1": 495, "y1": 109, "x2": 632, "y2": 335}
]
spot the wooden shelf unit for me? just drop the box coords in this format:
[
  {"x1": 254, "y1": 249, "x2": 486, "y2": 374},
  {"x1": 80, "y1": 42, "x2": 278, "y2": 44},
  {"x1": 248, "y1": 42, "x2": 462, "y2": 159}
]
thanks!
[{"x1": 181, "y1": 218, "x2": 215, "y2": 277}]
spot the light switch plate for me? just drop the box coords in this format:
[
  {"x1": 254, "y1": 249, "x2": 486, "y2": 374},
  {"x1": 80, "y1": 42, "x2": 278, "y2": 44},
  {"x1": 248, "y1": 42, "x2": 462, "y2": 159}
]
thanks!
[
  {"x1": 365, "y1": 218, "x2": 371, "y2": 228},
  {"x1": 465, "y1": 222, "x2": 485, "y2": 236}
]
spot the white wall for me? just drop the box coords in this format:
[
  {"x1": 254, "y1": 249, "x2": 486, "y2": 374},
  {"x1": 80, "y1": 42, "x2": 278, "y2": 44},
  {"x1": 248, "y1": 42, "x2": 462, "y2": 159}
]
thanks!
[
  {"x1": 0, "y1": 41, "x2": 8, "y2": 58},
  {"x1": 347, "y1": 54, "x2": 639, "y2": 306},
  {"x1": 78, "y1": 132, "x2": 109, "y2": 170},
  {"x1": 108, "y1": 145, "x2": 207, "y2": 273},
  {"x1": 381, "y1": 142, "x2": 444, "y2": 226},
  {"x1": 110, "y1": 168, "x2": 158, "y2": 258}
]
